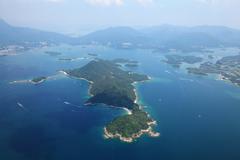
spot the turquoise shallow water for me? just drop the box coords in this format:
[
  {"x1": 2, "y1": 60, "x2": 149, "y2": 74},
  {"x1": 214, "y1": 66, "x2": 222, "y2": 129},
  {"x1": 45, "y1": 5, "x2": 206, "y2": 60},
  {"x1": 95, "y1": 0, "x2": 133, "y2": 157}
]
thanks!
[{"x1": 0, "y1": 45, "x2": 240, "y2": 160}]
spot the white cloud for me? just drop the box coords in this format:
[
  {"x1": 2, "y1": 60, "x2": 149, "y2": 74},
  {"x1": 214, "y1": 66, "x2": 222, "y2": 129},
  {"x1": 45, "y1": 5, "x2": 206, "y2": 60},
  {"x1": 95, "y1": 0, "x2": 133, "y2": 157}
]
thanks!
[
  {"x1": 136, "y1": 0, "x2": 153, "y2": 6},
  {"x1": 195, "y1": 0, "x2": 215, "y2": 4},
  {"x1": 86, "y1": 0, "x2": 154, "y2": 6},
  {"x1": 195, "y1": 0, "x2": 238, "y2": 5},
  {"x1": 86, "y1": 0, "x2": 123, "y2": 6},
  {"x1": 45, "y1": 0, "x2": 64, "y2": 3}
]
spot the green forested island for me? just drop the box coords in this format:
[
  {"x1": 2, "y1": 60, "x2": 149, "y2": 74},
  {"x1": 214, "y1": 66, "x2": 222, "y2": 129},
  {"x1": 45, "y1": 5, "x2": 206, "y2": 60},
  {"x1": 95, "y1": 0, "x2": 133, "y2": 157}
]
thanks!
[
  {"x1": 164, "y1": 55, "x2": 203, "y2": 68},
  {"x1": 187, "y1": 55, "x2": 240, "y2": 86},
  {"x1": 66, "y1": 59, "x2": 147, "y2": 109},
  {"x1": 105, "y1": 105, "x2": 159, "y2": 142},
  {"x1": 65, "y1": 59, "x2": 159, "y2": 142}
]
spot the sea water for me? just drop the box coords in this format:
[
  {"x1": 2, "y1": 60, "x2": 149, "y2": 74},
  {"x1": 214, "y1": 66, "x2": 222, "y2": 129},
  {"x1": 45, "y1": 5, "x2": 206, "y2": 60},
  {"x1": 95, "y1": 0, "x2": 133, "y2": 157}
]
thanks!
[{"x1": 0, "y1": 45, "x2": 240, "y2": 160}]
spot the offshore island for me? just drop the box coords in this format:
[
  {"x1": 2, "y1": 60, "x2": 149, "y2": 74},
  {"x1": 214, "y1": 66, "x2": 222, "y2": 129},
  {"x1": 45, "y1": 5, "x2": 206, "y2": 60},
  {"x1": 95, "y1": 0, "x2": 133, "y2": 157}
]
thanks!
[
  {"x1": 187, "y1": 55, "x2": 240, "y2": 86},
  {"x1": 30, "y1": 76, "x2": 47, "y2": 84},
  {"x1": 162, "y1": 54, "x2": 240, "y2": 87},
  {"x1": 10, "y1": 76, "x2": 47, "y2": 85},
  {"x1": 63, "y1": 59, "x2": 159, "y2": 142},
  {"x1": 164, "y1": 55, "x2": 203, "y2": 68}
]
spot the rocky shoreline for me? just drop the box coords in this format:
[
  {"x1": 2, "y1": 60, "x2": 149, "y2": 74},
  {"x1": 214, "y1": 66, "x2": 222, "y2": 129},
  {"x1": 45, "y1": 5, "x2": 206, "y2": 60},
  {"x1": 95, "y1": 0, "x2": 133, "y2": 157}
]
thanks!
[
  {"x1": 103, "y1": 75, "x2": 160, "y2": 143},
  {"x1": 104, "y1": 120, "x2": 160, "y2": 143},
  {"x1": 60, "y1": 60, "x2": 159, "y2": 143}
]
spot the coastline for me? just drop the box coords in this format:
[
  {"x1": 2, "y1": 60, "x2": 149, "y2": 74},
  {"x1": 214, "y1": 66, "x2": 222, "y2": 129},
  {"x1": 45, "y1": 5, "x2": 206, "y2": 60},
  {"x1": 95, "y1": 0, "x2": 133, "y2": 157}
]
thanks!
[
  {"x1": 61, "y1": 69, "x2": 159, "y2": 143},
  {"x1": 9, "y1": 73, "x2": 66, "y2": 85},
  {"x1": 61, "y1": 70, "x2": 133, "y2": 115},
  {"x1": 104, "y1": 121, "x2": 160, "y2": 143},
  {"x1": 30, "y1": 78, "x2": 46, "y2": 85},
  {"x1": 103, "y1": 75, "x2": 160, "y2": 143},
  {"x1": 10, "y1": 77, "x2": 49, "y2": 85},
  {"x1": 132, "y1": 75, "x2": 151, "y2": 104},
  {"x1": 59, "y1": 70, "x2": 94, "y2": 84},
  {"x1": 9, "y1": 79, "x2": 46, "y2": 85},
  {"x1": 84, "y1": 102, "x2": 132, "y2": 115},
  {"x1": 216, "y1": 74, "x2": 240, "y2": 87},
  {"x1": 60, "y1": 70, "x2": 94, "y2": 96}
]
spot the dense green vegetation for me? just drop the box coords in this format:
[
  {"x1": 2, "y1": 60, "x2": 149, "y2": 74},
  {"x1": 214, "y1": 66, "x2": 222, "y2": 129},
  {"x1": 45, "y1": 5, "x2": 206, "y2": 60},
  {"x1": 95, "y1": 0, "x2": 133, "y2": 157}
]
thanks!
[
  {"x1": 164, "y1": 55, "x2": 203, "y2": 68},
  {"x1": 106, "y1": 106, "x2": 153, "y2": 138},
  {"x1": 66, "y1": 59, "x2": 156, "y2": 140},
  {"x1": 66, "y1": 59, "x2": 148, "y2": 109},
  {"x1": 187, "y1": 55, "x2": 240, "y2": 86}
]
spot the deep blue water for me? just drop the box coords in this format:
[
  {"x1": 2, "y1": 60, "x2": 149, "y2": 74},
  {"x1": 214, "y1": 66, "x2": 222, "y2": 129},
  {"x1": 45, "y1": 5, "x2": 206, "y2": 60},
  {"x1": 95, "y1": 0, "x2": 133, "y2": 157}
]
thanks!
[{"x1": 0, "y1": 45, "x2": 240, "y2": 160}]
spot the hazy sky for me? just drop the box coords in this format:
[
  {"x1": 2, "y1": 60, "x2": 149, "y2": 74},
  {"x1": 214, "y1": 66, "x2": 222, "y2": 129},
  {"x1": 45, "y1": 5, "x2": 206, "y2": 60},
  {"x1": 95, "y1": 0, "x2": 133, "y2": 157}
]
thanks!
[{"x1": 0, "y1": 0, "x2": 239, "y2": 35}]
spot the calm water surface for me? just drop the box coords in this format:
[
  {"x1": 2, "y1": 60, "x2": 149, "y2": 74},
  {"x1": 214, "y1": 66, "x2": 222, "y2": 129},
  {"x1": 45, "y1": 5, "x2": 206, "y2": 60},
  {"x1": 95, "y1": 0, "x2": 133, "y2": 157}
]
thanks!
[{"x1": 0, "y1": 45, "x2": 240, "y2": 160}]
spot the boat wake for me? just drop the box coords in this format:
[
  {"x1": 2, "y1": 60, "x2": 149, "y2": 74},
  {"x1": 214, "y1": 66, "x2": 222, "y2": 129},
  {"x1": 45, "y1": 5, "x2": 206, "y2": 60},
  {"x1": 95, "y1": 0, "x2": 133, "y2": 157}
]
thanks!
[
  {"x1": 63, "y1": 101, "x2": 82, "y2": 108},
  {"x1": 17, "y1": 102, "x2": 28, "y2": 111}
]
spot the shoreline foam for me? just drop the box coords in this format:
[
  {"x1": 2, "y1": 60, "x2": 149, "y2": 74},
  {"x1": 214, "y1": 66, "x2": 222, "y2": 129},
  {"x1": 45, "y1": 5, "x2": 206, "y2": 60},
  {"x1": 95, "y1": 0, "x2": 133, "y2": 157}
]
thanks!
[
  {"x1": 104, "y1": 121, "x2": 160, "y2": 143},
  {"x1": 9, "y1": 74, "x2": 64, "y2": 85}
]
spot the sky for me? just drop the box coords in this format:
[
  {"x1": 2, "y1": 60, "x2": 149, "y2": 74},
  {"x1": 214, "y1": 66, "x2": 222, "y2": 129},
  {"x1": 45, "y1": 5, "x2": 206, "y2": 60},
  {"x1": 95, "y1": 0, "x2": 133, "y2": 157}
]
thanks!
[{"x1": 0, "y1": 0, "x2": 239, "y2": 35}]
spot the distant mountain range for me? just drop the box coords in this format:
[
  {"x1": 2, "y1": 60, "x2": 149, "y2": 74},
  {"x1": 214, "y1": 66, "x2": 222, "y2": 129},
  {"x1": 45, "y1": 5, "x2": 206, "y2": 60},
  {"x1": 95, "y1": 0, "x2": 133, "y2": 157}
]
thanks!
[
  {"x1": 141, "y1": 25, "x2": 240, "y2": 49},
  {"x1": 0, "y1": 19, "x2": 73, "y2": 46},
  {"x1": 1, "y1": 19, "x2": 240, "y2": 51},
  {"x1": 78, "y1": 27, "x2": 150, "y2": 48},
  {"x1": 79, "y1": 25, "x2": 240, "y2": 51}
]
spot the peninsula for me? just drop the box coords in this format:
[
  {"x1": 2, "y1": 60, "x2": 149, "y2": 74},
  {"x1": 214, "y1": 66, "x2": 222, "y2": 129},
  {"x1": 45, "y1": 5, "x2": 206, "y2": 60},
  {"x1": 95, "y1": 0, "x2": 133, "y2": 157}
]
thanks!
[
  {"x1": 64, "y1": 59, "x2": 159, "y2": 142},
  {"x1": 187, "y1": 55, "x2": 240, "y2": 86}
]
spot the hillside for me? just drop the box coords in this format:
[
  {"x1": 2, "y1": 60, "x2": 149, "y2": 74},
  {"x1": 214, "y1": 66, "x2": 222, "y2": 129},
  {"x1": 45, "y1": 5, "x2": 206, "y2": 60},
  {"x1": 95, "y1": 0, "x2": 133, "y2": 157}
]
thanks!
[
  {"x1": 78, "y1": 25, "x2": 240, "y2": 50},
  {"x1": 0, "y1": 19, "x2": 74, "y2": 46}
]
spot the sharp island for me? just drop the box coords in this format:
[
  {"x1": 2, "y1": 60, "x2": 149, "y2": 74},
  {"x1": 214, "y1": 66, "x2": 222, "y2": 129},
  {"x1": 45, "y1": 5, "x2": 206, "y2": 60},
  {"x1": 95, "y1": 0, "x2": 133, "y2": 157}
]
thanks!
[{"x1": 65, "y1": 59, "x2": 159, "y2": 142}]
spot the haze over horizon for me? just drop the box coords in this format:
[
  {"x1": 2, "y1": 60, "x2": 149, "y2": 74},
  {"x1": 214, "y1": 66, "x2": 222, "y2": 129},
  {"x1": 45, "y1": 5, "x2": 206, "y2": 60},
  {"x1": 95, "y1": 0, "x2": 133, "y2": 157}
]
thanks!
[{"x1": 0, "y1": 0, "x2": 239, "y2": 35}]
